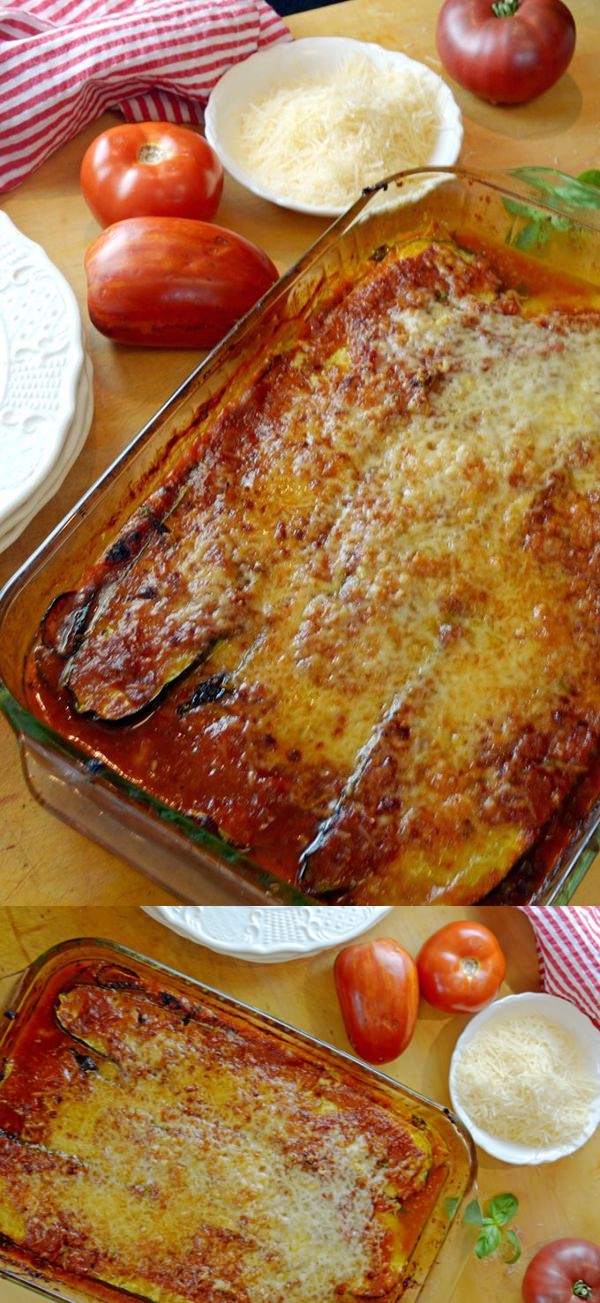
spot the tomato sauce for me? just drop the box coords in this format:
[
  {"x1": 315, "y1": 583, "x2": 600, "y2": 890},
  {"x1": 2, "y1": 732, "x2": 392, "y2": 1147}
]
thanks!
[{"x1": 24, "y1": 235, "x2": 600, "y2": 903}]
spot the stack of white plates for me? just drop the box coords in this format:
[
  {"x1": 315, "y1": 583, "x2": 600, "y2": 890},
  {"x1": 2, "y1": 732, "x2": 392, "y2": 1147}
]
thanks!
[
  {"x1": 0, "y1": 212, "x2": 94, "y2": 553},
  {"x1": 142, "y1": 906, "x2": 393, "y2": 962}
]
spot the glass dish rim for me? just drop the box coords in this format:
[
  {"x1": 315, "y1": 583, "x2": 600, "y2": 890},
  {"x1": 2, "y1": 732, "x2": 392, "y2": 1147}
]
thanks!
[
  {"x1": 1, "y1": 164, "x2": 600, "y2": 906},
  {"x1": 0, "y1": 933, "x2": 479, "y2": 1303}
]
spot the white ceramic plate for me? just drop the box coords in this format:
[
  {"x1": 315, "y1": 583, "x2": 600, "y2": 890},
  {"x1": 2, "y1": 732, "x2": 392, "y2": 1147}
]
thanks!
[
  {"x1": 0, "y1": 212, "x2": 86, "y2": 526},
  {"x1": 449, "y1": 992, "x2": 600, "y2": 1164},
  {"x1": 0, "y1": 354, "x2": 94, "y2": 553},
  {"x1": 142, "y1": 906, "x2": 393, "y2": 962},
  {"x1": 205, "y1": 36, "x2": 463, "y2": 217}
]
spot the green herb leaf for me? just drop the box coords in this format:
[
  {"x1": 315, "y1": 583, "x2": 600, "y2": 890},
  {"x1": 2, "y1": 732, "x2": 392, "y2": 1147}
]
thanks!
[
  {"x1": 488, "y1": 1193, "x2": 519, "y2": 1226},
  {"x1": 510, "y1": 166, "x2": 600, "y2": 210},
  {"x1": 475, "y1": 1223, "x2": 501, "y2": 1258},
  {"x1": 555, "y1": 181, "x2": 600, "y2": 210},
  {"x1": 503, "y1": 1230, "x2": 522, "y2": 1264},
  {"x1": 502, "y1": 195, "x2": 571, "y2": 251},
  {"x1": 503, "y1": 167, "x2": 600, "y2": 251},
  {"x1": 514, "y1": 222, "x2": 548, "y2": 251},
  {"x1": 445, "y1": 1197, "x2": 460, "y2": 1220},
  {"x1": 578, "y1": 170, "x2": 600, "y2": 190},
  {"x1": 464, "y1": 1199, "x2": 484, "y2": 1227}
]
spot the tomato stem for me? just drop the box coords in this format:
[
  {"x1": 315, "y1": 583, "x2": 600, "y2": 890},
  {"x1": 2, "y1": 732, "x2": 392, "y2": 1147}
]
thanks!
[
  {"x1": 491, "y1": 0, "x2": 520, "y2": 14},
  {"x1": 572, "y1": 1284, "x2": 593, "y2": 1300},
  {"x1": 138, "y1": 143, "x2": 168, "y2": 165}
]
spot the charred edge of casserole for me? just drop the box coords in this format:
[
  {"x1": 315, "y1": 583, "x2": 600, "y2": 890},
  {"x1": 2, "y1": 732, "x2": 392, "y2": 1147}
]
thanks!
[{"x1": 0, "y1": 966, "x2": 447, "y2": 1303}]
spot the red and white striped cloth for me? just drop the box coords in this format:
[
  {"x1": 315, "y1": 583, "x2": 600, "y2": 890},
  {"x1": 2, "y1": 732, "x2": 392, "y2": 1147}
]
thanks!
[
  {"x1": 0, "y1": 0, "x2": 292, "y2": 195},
  {"x1": 520, "y1": 906, "x2": 600, "y2": 1029}
]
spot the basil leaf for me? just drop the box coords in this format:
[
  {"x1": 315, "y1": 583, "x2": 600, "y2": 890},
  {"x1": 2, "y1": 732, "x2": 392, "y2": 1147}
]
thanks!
[
  {"x1": 578, "y1": 169, "x2": 600, "y2": 189},
  {"x1": 464, "y1": 1199, "x2": 484, "y2": 1226},
  {"x1": 475, "y1": 1223, "x2": 501, "y2": 1258},
  {"x1": 514, "y1": 222, "x2": 548, "y2": 252},
  {"x1": 554, "y1": 181, "x2": 600, "y2": 210},
  {"x1": 503, "y1": 1230, "x2": 522, "y2": 1264},
  {"x1": 510, "y1": 166, "x2": 600, "y2": 211},
  {"x1": 488, "y1": 1193, "x2": 519, "y2": 1226},
  {"x1": 504, "y1": 196, "x2": 543, "y2": 222},
  {"x1": 445, "y1": 1197, "x2": 460, "y2": 1220},
  {"x1": 503, "y1": 194, "x2": 572, "y2": 251}
]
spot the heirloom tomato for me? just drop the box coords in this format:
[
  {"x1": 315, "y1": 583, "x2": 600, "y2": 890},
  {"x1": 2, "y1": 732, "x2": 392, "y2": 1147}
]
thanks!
[
  {"x1": 522, "y1": 1239, "x2": 600, "y2": 1303},
  {"x1": 333, "y1": 938, "x2": 419, "y2": 1065},
  {"x1": 435, "y1": 0, "x2": 576, "y2": 105},
  {"x1": 80, "y1": 122, "x2": 224, "y2": 227},
  {"x1": 416, "y1": 920, "x2": 505, "y2": 1013},
  {"x1": 85, "y1": 216, "x2": 279, "y2": 349}
]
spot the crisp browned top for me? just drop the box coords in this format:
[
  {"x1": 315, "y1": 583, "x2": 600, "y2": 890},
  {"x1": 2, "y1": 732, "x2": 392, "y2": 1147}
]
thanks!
[
  {"x1": 30, "y1": 236, "x2": 600, "y2": 902},
  {"x1": 0, "y1": 968, "x2": 435, "y2": 1303}
]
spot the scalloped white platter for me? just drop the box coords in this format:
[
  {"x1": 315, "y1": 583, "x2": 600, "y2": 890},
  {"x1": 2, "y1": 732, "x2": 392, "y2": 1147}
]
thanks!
[
  {"x1": 142, "y1": 906, "x2": 393, "y2": 963},
  {"x1": 0, "y1": 212, "x2": 93, "y2": 552},
  {"x1": 0, "y1": 356, "x2": 94, "y2": 552}
]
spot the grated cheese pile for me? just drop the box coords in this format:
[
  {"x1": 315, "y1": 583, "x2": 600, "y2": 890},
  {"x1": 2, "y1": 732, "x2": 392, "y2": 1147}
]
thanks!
[
  {"x1": 452, "y1": 1014, "x2": 599, "y2": 1149},
  {"x1": 238, "y1": 53, "x2": 443, "y2": 208}
]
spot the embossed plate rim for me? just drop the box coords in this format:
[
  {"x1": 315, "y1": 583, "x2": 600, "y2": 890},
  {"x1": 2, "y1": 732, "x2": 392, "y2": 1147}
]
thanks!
[
  {"x1": 141, "y1": 906, "x2": 394, "y2": 961},
  {"x1": 0, "y1": 212, "x2": 85, "y2": 525},
  {"x1": 0, "y1": 356, "x2": 94, "y2": 553}
]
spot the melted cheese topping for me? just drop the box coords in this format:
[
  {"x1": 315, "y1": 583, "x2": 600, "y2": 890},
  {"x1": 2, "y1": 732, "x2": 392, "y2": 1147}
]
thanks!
[
  {"x1": 32, "y1": 239, "x2": 600, "y2": 904},
  {"x1": 0, "y1": 979, "x2": 435, "y2": 1303},
  {"x1": 238, "y1": 53, "x2": 445, "y2": 208},
  {"x1": 451, "y1": 1014, "x2": 599, "y2": 1148}
]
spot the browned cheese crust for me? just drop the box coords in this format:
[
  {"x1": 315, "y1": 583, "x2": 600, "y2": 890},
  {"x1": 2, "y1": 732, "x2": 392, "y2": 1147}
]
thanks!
[
  {"x1": 0, "y1": 972, "x2": 438, "y2": 1302},
  {"x1": 30, "y1": 238, "x2": 600, "y2": 902}
]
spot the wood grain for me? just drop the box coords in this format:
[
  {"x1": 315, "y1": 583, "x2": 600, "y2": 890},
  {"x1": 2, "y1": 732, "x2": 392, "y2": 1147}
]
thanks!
[{"x1": 0, "y1": 0, "x2": 598, "y2": 903}]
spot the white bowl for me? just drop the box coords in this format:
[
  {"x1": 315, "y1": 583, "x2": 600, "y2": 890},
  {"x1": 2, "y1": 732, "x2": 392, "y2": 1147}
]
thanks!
[
  {"x1": 204, "y1": 36, "x2": 463, "y2": 217},
  {"x1": 141, "y1": 906, "x2": 393, "y2": 963},
  {"x1": 449, "y1": 992, "x2": 600, "y2": 1165}
]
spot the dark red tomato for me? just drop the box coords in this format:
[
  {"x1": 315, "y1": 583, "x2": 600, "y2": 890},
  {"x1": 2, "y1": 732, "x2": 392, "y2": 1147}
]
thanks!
[
  {"x1": 80, "y1": 122, "x2": 224, "y2": 227},
  {"x1": 85, "y1": 216, "x2": 279, "y2": 349},
  {"x1": 334, "y1": 938, "x2": 419, "y2": 1065},
  {"x1": 416, "y1": 921, "x2": 506, "y2": 1013},
  {"x1": 436, "y1": 0, "x2": 576, "y2": 105},
  {"x1": 522, "y1": 1239, "x2": 600, "y2": 1303}
]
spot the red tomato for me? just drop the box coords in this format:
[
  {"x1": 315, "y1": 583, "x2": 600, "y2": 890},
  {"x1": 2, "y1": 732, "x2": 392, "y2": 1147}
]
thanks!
[
  {"x1": 85, "y1": 216, "x2": 279, "y2": 349},
  {"x1": 334, "y1": 938, "x2": 419, "y2": 1065},
  {"x1": 80, "y1": 122, "x2": 224, "y2": 227},
  {"x1": 435, "y1": 0, "x2": 576, "y2": 105},
  {"x1": 522, "y1": 1239, "x2": 600, "y2": 1303},
  {"x1": 416, "y1": 921, "x2": 506, "y2": 1013}
]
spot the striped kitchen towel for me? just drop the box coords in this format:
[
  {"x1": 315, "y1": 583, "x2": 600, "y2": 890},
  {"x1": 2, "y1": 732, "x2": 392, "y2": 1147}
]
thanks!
[
  {"x1": 520, "y1": 906, "x2": 600, "y2": 1028},
  {"x1": 0, "y1": 0, "x2": 291, "y2": 195}
]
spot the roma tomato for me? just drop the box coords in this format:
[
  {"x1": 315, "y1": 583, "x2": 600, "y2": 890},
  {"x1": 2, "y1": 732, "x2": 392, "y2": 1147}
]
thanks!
[
  {"x1": 334, "y1": 938, "x2": 419, "y2": 1065},
  {"x1": 80, "y1": 122, "x2": 224, "y2": 227},
  {"x1": 522, "y1": 1239, "x2": 600, "y2": 1303},
  {"x1": 416, "y1": 921, "x2": 505, "y2": 1013},
  {"x1": 435, "y1": 0, "x2": 576, "y2": 105},
  {"x1": 85, "y1": 216, "x2": 279, "y2": 349}
]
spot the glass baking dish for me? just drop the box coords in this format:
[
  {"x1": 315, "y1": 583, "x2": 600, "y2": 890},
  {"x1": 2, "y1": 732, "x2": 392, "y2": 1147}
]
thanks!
[
  {"x1": 0, "y1": 936, "x2": 478, "y2": 1303},
  {"x1": 1, "y1": 167, "x2": 600, "y2": 904}
]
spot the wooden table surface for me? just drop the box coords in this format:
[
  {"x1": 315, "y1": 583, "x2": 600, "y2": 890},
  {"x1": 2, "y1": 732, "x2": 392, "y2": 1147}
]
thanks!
[
  {"x1": 0, "y1": 0, "x2": 599, "y2": 904},
  {"x1": 0, "y1": 904, "x2": 598, "y2": 1303}
]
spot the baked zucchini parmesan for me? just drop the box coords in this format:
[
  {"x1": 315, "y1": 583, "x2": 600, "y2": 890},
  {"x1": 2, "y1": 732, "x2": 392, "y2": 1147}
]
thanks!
[
  {"x1": 28, "y1": 234, "x2": 600, "y2": 901},
  {"x1": 0, "y1": 950, "x2": 447, "y2": 1303}
]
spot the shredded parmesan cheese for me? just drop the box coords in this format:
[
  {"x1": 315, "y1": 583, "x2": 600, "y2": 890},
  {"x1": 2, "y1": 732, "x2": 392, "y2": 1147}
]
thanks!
[
  {"x1": 238, "y1": 53, "x2": 444, "y2": 208},
  {"x1": 452, "y1": 1014, "x2": 599, "y2": 1149}
]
